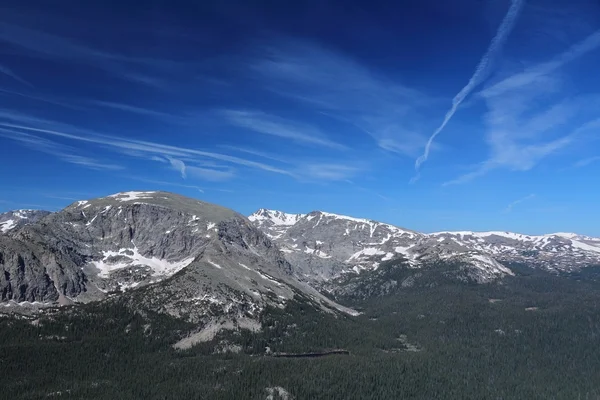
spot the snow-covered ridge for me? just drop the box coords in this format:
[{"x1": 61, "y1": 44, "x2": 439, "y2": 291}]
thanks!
[
  {"x1": 429, "y1": 231, "x2": 600, "y2": 254},
  {"x1": 249, "y1": 207, "x2": 600, "y2": 282},
  {"x1": 249, "y1": 209, "x2": 306, "y2": 226},
  {"x1": 429, "y1": 230, "x2": 595, "y2": 241},
  {"x1": 252, "y1": 208, "x2": 599, "y2": 255},
  {"x1": 315, "y1": 211, "x2": 419, "y2": 237},
  {"x1": 318, "y1": 211, "x2": 377, "y2": 224},
  {"x1": 430, "y1": 231, "x2": 529, "y2": 240},
  {"x1": 12, "y1": 210, "x2": 37, "y2": 219},
  {"x1": 263, "y1": 209, "x2": 419, "y2": 236}
]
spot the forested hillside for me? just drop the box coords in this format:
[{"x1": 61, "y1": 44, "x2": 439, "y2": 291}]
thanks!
[{"x1": 2, "y1": 263, "x2": 600, "y2": 399}]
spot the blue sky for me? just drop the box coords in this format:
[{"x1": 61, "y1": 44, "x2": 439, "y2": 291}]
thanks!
[{"x1": 1, "y1": 0, "x2": 600, "y2": 235}]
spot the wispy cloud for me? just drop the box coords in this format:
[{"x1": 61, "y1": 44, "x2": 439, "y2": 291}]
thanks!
[
  {"x1": 415, "y1": 0, "x2": 524, "y2": 174},
  {"x1": 480, "y1": 30, "x2": 600, "y2": 99},
  {"x1": 504, "y1": 193, "x2": 535, "y2": 213},
  {"x1": 301, "y1": 163, "x2": 360, "y2": 181},
  {"x1": 124, "y1": 177, "x2": 205, "y2": 193},
  {"x1": 446, "y1": 28, "x2": 600, "y2": 185},
  {"x1": 166, "y1": 156, "x2": 187, "y2": 178},
  {"x1": 88, "y1": 100, "x2": 198, "y2": 126},
  {"x1": 221, "y1": 110, "x2": 348, "y2": 150},
  {"x1": 250, "y1": 40, "x2": 438, "y2": 157},
  {"x1": 159, "y1": 155, "x2": 236, "y2": 181},
  {"x1": 0, "y1": 113, "x2": 293, "y2": 177},
  {"x1": 0, "y1": 22, "x2": 173, "y2": 89},
  {"x1": 0, "y1": 128, "x2": 123, "y2": 171},
  {"x1": 574, "y1": 156, "x2": 600, "y2": 168},
  {"x1": 187, "y1": 166, "x2": 236, "y2": 181},
  {"x1": 44, "y1": 195, "x2": 81, "y2": 201},
  {"x1": 0, "y1": 63, "x2": 33, "y2": 87},
  {"x1": 350, "y1": 183, "x2": 391, "y2": 202},
  {"x1": 218, "y1": 145, "x2": 294, "y2": 164},
  {"x1": 123, "y1": 176, "x2": 238, "y2": 193},
  {"x1": 0, "y1": 87, "x2": 83, "y2": 110},
  {"x1": 91, "y1": 100, "x2": 174, "y2": 118},
  {"x1": 1, "y1": 109, "x2": 370, "y2": 183},
  {"x1": 60, "y1": 154, "x2": 124, "y2": 171}
]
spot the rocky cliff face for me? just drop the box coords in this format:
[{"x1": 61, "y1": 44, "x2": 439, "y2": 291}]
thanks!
[
  {"x1": 249, "y1": 209, "x2": 600, "y2": 283},
  {"x1": 1, "y1": 191, "x2": 235, "y2": 302}
]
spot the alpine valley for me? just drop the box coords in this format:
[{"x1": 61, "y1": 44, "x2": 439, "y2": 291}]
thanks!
[{"x1": 2, "y1": 191, "x2": 600, "y2": 399}]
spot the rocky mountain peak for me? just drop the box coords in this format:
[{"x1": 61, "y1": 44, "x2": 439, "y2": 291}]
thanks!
[
  {"x1": 0, "y1": 209, "x2": 51, "y2": 233},
  {"x1": 249, "y1": 209, "x2": 305, "y2": 227},
  {"x1": 0, "y1": 191, "x2": 355, "y2": 341}
]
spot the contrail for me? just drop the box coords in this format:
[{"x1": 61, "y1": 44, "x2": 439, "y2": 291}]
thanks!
[
  {"x1": 414, "y1": 0, "x2": 525, "y2": 172},
  {"x1": 504, "y1": 193, "x2": 535, "y2": 213},
  {"x1": 481, "y1": 29, "x2": 600, "y2": 98}
]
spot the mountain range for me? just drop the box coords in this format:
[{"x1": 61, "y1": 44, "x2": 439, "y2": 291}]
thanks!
[
  {"x1": 249, "y1": 208, "x2": 600, "y2": 282},
  {"x1": 4, "y1": 191, "x2": 600, "y2": 399},
  {"x1": 1, "y1": 191, "x2": 600, "y2": 340}
]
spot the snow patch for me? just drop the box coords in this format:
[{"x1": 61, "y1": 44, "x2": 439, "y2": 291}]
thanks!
[
  {"x1": 86, "y1": 215, "x2": 98, "y2": 226},
  {"x1": 431, "y1": 231, "x2": 527, "y2": 241},
  {"x1": 467, "y1": 254, "x2": 514, "y2": 276},
  {"x1": 13, "y1": 210, "x2": 29, "y2": 219},
  {"x1": 0, "y1": 219, "x2": 16, "y2": 233},
  {"x1": 119, "y1": 281, "x2": 141, "y2": 290},
  {"x1": 382, "y1": 252, "x2": 394, "y2": 261},
  {"x1": 570, "y1": 240, "x2": 600, "y2": 254},
  {"x1": 239, "y1": 263, "x2": 283, "y2": 286},
  {"x1": 239, "y1": 263, "x2": 252, "y2": 271},
  {"x1": 256, "y1": 270, "x2": 282, "y2": 286},
  {"x1": 108, "y1": 191, "x2": 156, "y2": 202},
  {"x1": 347, "y1": 247, "x2": 386, "y2": 261},
  {"x1": 91, "y1": 246, "x2": 194, "y2": 278},
  {"x1": 303, "y1": 247, "x2": 331, "y2": 259},
  {"x1": 193, "y1": 294, "x2": 223, "y2": 305},
  {"x1": 550, "y1": 232, "x2": 579, "y2": 239},
  {"x1": 320, "y1": 211, "x2": 373, "y2": 224}
]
